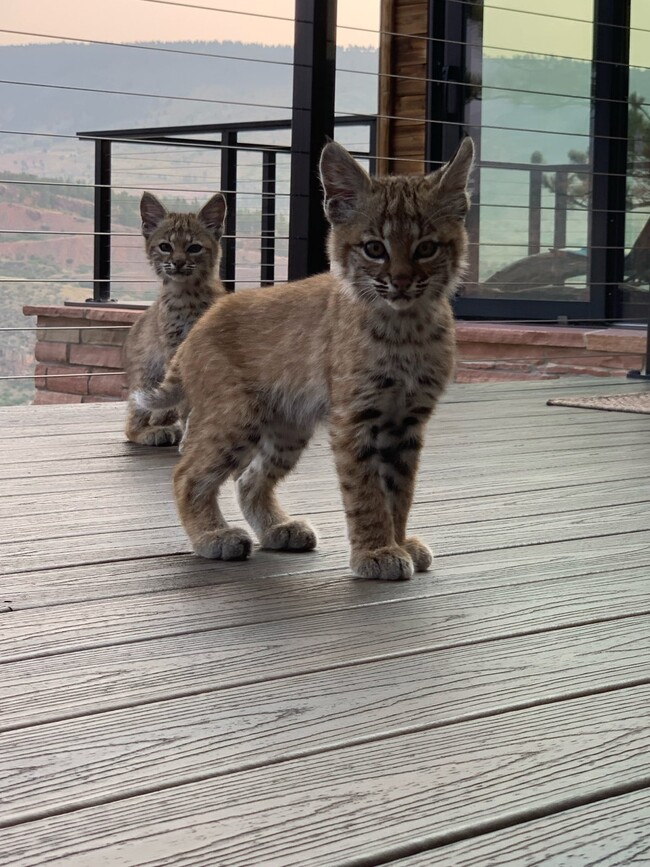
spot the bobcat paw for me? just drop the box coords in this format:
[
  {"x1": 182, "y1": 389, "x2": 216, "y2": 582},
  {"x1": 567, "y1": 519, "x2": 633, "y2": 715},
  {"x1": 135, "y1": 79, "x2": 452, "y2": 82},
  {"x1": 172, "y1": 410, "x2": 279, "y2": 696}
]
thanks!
[
  {"x1": 193, "y1": 527, "x2": 252, "y2": 561},
  {"x1": 351, "y1": 546, "x2": 414, "y2": 581},
  {"x1": 260, "y1": 520, "x2": 318, "y2": 552},
  {"x1": 141, "y1": 425, "x2": 182, "y2": 447},
  {"x1": 402, "y1": 537, "x2": 433, "y2": 572}
]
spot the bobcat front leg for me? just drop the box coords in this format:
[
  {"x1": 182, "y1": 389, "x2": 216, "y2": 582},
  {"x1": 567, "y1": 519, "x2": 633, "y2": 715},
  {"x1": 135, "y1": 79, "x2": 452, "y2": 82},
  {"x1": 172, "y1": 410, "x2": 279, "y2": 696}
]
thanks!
[
  {"x1": 330, "y1": 416, "x2": 414, "y2": 581},
  {"x1": 379, "y1": 419, "x2": 433, "y2": 573}
]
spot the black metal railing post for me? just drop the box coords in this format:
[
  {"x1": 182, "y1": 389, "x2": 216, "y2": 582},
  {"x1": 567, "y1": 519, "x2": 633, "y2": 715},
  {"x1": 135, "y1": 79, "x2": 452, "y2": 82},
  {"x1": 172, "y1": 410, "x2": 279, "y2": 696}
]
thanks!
[
  {"x1": 261, "y1": 151, "x2": 277, "y2": 286},
  {"x1": 528, "y1": 165, "x2": 542, "y2": 256},
  {"x1": 553, "y1": 170, "x2": 568, "y2": 251},
  {"x1": 287, "y1": 0, "x2": 337, "y2": 281},
  {"x1": 220, "y1": 129, "x2": 238, "y2": 291},
  {"x1": 91, "y1": 138, "x2": 112, "y2": 302},
  {"x1": 368, "y1": 120, "x2": 378, "y2": 176},
  {"x1": 589, "y1": 0, "x2": 631, "y2": 322}
]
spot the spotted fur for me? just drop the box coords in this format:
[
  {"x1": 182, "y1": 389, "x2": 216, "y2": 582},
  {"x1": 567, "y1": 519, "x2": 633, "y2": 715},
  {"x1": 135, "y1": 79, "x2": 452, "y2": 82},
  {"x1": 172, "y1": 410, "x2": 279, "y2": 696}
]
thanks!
[
  {"x1": 143, "y1": 139, "x2": 474, "y2": 578},
  {"x1": 123, "y1": 191, "x2": 228, "y2": 446}
]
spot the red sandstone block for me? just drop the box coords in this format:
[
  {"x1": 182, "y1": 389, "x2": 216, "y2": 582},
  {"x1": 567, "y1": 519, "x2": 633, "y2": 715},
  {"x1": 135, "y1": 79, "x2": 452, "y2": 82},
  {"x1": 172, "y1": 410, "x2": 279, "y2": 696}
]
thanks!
[
  {"x1": 33, "y1": 390, "x2": 83, "y2": 405},
  {"x1": 24, "y1": 305, "x2": 87, "y2": 319},
  {"x1": 35, "y1": 342, "x2": 68, "y2": 364},
  {"x1": 455, "y1": 368, "x2": 557, "y2": 383},
  {"x1": 543, "y1": 363, "x2": 624, "y2": 378},
  {"x1": 85, "y1": 307, "x2": 144, "y2": 324},
  {"x1": 458, "y1": 342, "x2": 545, "y2": 362},
  {"x1": 584, "y1": 329, "x2": 647, "y2": 353},
  {"x1": 42, "y1": 364, "x2": 91, "y2": 395},
  {"x1": 35, "y1": 363, "x2": 47, "y2": 389},
  {"x1": 457, "y1": 360, "x2": 536, "y2": 372},
  {"x1": 82, "y1": 395, "x2": 123, "y2": 403},
  {"x1": 36, "y1": 315, "x2": 86, "y2": 328},
  {"x1": 81, "y1": 327, "x2": 130, "y2": 347},
  {"x1": 455, "y1": 322, "x2": 586, "y2": 348},
  {"x1": 582, "y1": 354, "x2": 644, "y2": 370},
  {"x1": 35, "y1": 317, "x2": 80, "y2": 343},
  {"x1": 69, "y1": 344, "x2": 124, "y2": 369},
  {"x1": 88, "y1": 371, "x2": 127, "y2": 397}
]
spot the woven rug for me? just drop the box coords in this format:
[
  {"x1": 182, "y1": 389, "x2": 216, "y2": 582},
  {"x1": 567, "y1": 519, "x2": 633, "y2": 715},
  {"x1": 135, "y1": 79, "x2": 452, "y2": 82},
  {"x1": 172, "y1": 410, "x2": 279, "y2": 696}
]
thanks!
[{"x1": 547, "y1": 391, "x2": 650, "y2": 415}]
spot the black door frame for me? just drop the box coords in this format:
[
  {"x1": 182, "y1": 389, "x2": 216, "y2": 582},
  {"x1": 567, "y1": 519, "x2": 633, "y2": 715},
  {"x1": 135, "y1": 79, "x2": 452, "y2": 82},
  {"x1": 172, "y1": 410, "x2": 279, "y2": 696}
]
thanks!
[{"x1": 425, "y1": 0, "x2": 632, "y2": 323}]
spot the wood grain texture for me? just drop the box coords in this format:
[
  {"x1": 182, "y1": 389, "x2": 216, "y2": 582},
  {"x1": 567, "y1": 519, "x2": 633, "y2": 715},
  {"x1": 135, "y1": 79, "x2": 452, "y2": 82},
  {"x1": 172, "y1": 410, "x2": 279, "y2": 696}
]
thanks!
[
  {"x1": 1, "y1": 378, "x2": 649, "y2": 865},
  {"x1": 393, "y1": 788, "x2": 650, "y2": 866},
  {"x1": 3, "y1": 566, "x2": 649, "y2": 728},
  {"x1": 3, "y1": 489, "x2": 649, "y2": 574},
  {"x1": 1, "y1": 687, "x2": 649, "y2": 865},
  {"x1": 6, "y1": 527, "x2": 650, "y2": 611},
  {"x1": 2, "y1": 617, "x2": 648, "y2": 826}
]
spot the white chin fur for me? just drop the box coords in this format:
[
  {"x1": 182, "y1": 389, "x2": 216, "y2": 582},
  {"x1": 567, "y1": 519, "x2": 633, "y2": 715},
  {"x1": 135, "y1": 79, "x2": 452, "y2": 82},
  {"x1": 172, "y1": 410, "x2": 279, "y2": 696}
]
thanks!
[{"x1": 386, "y1": 297, "x2": 414, "y2": 310}]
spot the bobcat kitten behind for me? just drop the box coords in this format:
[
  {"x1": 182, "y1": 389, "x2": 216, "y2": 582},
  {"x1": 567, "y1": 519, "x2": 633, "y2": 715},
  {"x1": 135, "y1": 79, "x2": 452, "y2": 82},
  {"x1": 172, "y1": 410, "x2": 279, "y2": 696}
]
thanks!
[
  {"x1": 139, "y1": 139, "x2": 473, "y2": 579},
  {"x1": 123, "y1": 191, "x2": 227, "y2": 446}
]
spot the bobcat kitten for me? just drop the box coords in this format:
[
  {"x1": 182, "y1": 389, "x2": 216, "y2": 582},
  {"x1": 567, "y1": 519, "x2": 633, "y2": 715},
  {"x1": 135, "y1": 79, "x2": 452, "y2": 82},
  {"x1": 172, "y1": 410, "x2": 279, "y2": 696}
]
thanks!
[
  {"x1": 123, "y1": 191, "x2": 227, "y2": 446},
  {"x1": 139, "y1": 139, "x2": 473, "y2": 579}
]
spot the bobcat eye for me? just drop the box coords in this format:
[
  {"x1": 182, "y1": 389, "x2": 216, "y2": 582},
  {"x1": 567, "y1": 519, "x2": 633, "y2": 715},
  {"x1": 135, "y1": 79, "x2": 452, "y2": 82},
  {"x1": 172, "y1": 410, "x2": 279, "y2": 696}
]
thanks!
[
  {"x1": 158, "y1": 242, "x2": 172, "y2": 253},
  {"x1": 414, "y1": 239, "x2": 439, "y2": 260},
  {"x1": 187, "y1": 243, "x2": 203, "y2": 254},
  {"x1": 363, "y1": 240, "x2": 387, "y2": 260}
]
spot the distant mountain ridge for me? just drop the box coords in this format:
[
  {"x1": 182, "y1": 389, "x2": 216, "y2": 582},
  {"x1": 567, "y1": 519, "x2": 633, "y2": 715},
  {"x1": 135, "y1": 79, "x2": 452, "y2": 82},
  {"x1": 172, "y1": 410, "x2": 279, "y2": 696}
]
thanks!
[{"x1": 0, "y1": 40, "x2": 378, "y2": 136}]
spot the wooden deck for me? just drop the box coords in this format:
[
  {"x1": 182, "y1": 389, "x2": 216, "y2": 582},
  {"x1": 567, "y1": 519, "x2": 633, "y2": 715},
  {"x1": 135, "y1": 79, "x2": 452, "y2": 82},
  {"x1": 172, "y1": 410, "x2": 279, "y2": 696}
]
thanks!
[{"x1": 2, "y1": 376, "x2": 650, "y2": 865}]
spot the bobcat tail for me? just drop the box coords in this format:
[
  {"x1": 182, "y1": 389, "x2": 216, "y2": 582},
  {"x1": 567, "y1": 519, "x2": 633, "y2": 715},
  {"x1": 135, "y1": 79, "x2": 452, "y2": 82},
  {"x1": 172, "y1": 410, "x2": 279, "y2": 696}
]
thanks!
[{"x1": 133, "y1": 357, "x2": 185, "y2": 411}]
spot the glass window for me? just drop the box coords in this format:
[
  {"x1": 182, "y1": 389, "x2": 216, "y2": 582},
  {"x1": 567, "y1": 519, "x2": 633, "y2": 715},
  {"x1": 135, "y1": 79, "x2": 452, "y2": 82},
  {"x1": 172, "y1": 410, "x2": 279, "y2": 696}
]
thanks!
[{"x1": 463, "y1": 0, "x2": 594, "y2": 303}]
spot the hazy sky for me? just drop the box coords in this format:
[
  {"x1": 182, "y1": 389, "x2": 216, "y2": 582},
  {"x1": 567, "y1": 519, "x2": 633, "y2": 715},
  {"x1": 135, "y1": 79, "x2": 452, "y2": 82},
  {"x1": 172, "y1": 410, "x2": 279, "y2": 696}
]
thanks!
[
  {"x1": 0, "y1": 0, "x2": 380, "y2": 48},
  {"x1": 1, "y1": 0, "x2": 649, "y2": 65}
]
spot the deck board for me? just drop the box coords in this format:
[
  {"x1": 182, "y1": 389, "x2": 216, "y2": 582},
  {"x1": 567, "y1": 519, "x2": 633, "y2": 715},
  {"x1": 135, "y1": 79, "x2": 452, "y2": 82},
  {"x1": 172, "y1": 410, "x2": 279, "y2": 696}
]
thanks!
[
  {"x1": 1, "y1": 376, "x2": 649, "y2": 865},
  {"x1": 2, "y1": 617, "x2": 649, "y2": 827},
  {"x1": 2, "y1": 687, "x2": 649, "y2": 865},
  {"x1": 393, "y1": 788, "x2": 650, "y2": 866}
]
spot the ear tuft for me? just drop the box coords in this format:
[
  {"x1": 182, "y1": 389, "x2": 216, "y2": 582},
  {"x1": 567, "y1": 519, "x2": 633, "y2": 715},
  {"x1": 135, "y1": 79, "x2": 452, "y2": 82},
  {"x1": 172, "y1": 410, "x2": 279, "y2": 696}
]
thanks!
[
  {"x1": 428, "y1": 137, "x2": 474, "y2": 219},
  {"x1": 319, "y1": 141, "x2": 372, "y2": 225},
  {"x1": 197, "y1": 193, "x2": 227, "y2": 238},
  {"x1": 438, "y1": 136, "x2": 475, "y2": 193},
  {"x1": 140, "y1": 192, "x2": 168, "y2": 239}
]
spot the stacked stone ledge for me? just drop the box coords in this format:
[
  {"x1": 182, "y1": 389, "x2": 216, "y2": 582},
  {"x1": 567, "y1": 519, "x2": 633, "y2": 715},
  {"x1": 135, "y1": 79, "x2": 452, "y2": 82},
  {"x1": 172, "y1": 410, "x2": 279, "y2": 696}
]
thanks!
[{"x1": 22, "y1": 306, "x2": 647, "y2": 403}]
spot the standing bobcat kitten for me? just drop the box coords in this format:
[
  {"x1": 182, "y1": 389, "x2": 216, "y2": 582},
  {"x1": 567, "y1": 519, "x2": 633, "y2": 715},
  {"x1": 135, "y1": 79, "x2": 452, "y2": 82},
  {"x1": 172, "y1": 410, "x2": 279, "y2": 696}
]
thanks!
[
  {"x1": 139, "y1": 139, "x2": 473, "y2": 579},
  {"x1": 123, "y1": 191, "x2": 227, "y2": 445}
]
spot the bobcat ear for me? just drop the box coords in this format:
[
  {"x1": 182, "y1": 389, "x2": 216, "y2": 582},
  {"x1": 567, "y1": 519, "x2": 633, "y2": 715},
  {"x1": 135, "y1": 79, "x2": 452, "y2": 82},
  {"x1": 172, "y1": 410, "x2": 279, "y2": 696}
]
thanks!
[
  {"x1": 430, "y1": 137, "x2": 474, "y2": 218},
  {"x1": 140, "y1": 192, "x2": 168, "y2": 238},
  {"x1": 197, "y1": 193, "x2": 227, "y2": 238},
  {"x1": 438, "y1": 136, "x2": 474, "y2": 192},
  {"x1": 319, "y1": 141, "x2": 372, "y2": 225}
]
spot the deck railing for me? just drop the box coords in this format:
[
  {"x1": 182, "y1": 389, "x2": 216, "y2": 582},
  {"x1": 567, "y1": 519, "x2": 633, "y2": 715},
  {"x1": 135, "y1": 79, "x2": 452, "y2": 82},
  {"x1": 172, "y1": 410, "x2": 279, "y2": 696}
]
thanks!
[{"x1": 77, "y1": 116, "x2": 377, "y2": 303}]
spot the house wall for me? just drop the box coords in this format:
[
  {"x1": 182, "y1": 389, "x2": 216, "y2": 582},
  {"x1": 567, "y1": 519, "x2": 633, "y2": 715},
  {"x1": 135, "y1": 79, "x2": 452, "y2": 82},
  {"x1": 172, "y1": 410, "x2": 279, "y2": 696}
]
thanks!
[{"x1": 378, "y1": 0, "x2": 428, "y2": 174}]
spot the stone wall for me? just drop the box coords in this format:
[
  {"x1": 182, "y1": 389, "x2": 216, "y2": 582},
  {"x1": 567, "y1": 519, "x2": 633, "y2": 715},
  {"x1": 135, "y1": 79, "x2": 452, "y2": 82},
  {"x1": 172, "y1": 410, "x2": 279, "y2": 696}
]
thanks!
[
  {"x1": 23, "y1": 304, "x2": 647, "y2": 404},
  {"x1": 454, "y1": 322, "x2": 647, "y2": 382},
  {"x1": 23, "y1": 304, "x2": 138, "y2": 405}
]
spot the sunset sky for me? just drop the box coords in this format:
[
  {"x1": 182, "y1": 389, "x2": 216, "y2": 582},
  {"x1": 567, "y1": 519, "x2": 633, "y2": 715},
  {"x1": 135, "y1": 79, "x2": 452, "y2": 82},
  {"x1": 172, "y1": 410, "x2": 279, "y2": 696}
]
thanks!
[
  {"x1": 0, "y1": 0, "x2": 380, "y2": 49},
  {"x1": 1, "y1": 0, "x2": 648, "y2": 64}
]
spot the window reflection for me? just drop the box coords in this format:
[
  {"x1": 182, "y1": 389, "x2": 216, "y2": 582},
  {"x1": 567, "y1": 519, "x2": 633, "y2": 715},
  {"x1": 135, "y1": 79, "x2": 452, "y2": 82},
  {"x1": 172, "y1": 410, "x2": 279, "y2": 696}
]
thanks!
[{"x1": 463, "y1": 0, "x2": 593, "y2": 302}]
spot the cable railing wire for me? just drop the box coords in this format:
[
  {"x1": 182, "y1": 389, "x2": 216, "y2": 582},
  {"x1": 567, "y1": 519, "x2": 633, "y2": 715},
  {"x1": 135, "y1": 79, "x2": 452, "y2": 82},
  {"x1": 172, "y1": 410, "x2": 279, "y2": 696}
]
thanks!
[
  {"x1": 1, "y1": 129, "x2": 642, "y2": 176},
  {"x1": 3, "y1": 177, "x2": 649, "y2": 218},
  {"x1": 140, "y1": 0, "x2": 648, "y2": 37},
  {"x1": 1, "y1": 27, "x2": 637, "y2": 107}
]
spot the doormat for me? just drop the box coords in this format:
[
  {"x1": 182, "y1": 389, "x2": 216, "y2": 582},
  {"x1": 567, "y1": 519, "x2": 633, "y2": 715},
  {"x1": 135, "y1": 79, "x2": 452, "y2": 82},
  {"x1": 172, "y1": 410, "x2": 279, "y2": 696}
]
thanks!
[{"x1": 547, "y1": 391, "x2": 650, "y2": 414}]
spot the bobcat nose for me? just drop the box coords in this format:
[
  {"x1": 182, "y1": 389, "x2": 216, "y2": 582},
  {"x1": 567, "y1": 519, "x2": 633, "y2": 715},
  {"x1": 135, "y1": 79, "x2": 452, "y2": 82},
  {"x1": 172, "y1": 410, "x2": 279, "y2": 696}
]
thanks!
[
  {"x1": 391, "y1": 273, "x2": 413, "y2": 292},
  {"x1": 173, "y1": 259, "x2": 186, "y2": 270}
]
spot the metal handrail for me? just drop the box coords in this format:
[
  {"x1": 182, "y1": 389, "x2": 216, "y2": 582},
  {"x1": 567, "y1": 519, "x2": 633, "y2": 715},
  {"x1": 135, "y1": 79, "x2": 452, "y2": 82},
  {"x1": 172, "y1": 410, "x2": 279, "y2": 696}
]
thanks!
[{"x1": 77, "y1": 115, "x2": 377, "y2": 301}]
